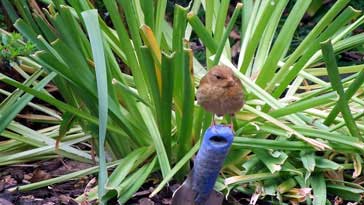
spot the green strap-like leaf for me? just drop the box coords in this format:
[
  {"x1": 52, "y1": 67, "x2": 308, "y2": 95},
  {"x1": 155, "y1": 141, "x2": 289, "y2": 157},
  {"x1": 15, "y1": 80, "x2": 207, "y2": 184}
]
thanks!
[
  {"x1": 320, "y1": 40, "x2": 361, "y2": 140},
  {"x1": 311, "y1": 173, "x2": 327, "y2": 205},
  {"x1": 0, "y1": 71, "x2": 55, "y2": 133},
  {"x1": 82, "y1": 9, "x2": 109, "y2": 203}
]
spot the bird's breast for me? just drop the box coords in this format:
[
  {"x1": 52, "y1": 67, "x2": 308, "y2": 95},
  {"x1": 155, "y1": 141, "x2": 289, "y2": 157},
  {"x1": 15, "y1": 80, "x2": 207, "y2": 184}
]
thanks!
[{"x1": 197, "y1": 85, "x2": 244, "y2": 115}]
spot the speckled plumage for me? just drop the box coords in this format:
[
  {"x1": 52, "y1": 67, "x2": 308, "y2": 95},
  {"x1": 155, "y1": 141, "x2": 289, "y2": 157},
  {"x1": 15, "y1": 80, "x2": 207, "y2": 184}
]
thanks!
[{"x1": 196, "y1": 65, "x2": 244, "y2": 117}]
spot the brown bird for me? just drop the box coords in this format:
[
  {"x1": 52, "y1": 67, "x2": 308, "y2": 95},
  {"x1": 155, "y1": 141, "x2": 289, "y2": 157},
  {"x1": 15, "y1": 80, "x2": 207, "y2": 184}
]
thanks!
[{"x1": 196, "y1": 65, "x2": 244, "y2": 129}]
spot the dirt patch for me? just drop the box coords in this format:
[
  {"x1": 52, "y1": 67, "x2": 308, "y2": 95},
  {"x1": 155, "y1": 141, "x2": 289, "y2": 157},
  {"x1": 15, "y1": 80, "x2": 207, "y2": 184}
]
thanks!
[
  {"x1": 0, "y1": 158, "x2": 263, "y2": 204},
  {"x1": 0, "y1": 159, "x2": 94, "y2": 205}
]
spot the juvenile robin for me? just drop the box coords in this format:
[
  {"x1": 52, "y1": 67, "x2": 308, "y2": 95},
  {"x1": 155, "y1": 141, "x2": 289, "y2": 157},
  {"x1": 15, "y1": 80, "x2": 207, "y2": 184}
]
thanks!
[{"x1": 196, "y1": 65, "x2": 244, "y2": 129}]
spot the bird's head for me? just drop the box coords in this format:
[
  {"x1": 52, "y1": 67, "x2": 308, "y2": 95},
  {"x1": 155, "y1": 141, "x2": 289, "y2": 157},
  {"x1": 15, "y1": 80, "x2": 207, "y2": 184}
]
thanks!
[{"x1": 207, "y1": 65, "x2": 236, "y2": 88}]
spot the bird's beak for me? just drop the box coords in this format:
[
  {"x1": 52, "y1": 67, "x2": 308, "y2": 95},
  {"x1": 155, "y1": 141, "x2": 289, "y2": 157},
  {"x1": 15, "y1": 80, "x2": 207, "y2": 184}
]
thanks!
[{"x1": 226, "y1": 78, "x2": 235, "y2": 87}]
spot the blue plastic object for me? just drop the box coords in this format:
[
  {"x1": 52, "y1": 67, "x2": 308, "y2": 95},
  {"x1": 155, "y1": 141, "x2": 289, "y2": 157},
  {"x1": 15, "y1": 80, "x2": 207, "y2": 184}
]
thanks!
[{"x1": 191, "y1": 125, "x2": 234, "y2": 204}]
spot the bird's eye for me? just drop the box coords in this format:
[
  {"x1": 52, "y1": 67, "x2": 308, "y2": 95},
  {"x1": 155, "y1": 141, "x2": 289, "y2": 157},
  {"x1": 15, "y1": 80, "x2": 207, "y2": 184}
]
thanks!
[{"x1": 214, "y1": 74, "x2": 223, "y2": 80}]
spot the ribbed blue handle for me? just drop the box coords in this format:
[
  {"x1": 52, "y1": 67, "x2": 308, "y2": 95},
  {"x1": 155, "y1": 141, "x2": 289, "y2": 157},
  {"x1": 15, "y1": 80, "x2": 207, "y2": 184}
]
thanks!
[{"x1": 191, "y1": 125, "x2": 234, "y2": 204}]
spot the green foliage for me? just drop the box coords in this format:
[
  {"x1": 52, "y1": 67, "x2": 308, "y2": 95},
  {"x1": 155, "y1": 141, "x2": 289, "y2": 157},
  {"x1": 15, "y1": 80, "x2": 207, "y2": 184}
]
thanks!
[
  {"x1": 0, "y1": 32, "x2": 35, "y2": 61},
  {"x1": 0, "y1": 12, "x2": 5, "y2": 29},
  {"x1": 1, "y1": 0, "x2": 364, "y2": 204},
  {"x1": 351, "y1": 0, "x2": 364, "y2": 8}
]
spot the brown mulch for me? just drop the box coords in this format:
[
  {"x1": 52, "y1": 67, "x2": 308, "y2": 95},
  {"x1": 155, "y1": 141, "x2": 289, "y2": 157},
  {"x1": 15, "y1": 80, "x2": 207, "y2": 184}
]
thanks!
[
  {"x1": 0, "y1": 158, "x2": 258, "y2": 205},
  {"x1": 0, "y1": 158, "x2": 179, "y2": 205},
  {"x1": 0, "y1": 159, "x2": 94, "y2": 205}
]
